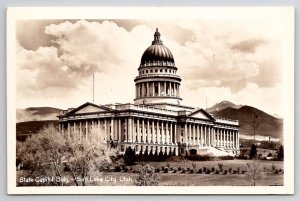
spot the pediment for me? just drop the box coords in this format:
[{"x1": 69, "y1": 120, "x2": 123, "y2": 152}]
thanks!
[
  {"x1": 74, "y1": 105, "x2": 108, "y2": 114},
  {"x1": 65, "y1": 102, "x2": 113, "y2": 116},
  {"x1": 188, "y1": 109, "x2": 215, "y2": 120}
]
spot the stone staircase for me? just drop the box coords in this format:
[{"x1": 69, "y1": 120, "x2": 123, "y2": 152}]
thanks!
[{"x1": 198, "y1": 146, "x2": 235, "y2": 157}]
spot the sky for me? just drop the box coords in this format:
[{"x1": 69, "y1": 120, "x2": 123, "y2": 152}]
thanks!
[{"x1": 16, "y1": 19, "x2": 284, "y2": 117}]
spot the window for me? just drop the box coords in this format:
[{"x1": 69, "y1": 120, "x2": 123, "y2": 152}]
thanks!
[
  {"x1": 155, "y1": 69, "x2": 158, "y2": 73},
  {"x1": 169, "y1": 69, "x2": 171, "y2": 73},
  {"x1": 150, "y1": 69, "x2": 153, "y2": 73},
  {"x1": 146, "y1": 70, "x2": 148, "y2": 73},
  {"x1": 165, "y1": 69, "x2": 167, "y2": 72},
  {"x1": 160, "y1": 69, "x2": 162, "y2": 72}
]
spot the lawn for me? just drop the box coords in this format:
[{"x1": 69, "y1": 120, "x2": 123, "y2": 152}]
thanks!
[{"x1": 16, "y1": 159, "x2": 283, "y2": 186}]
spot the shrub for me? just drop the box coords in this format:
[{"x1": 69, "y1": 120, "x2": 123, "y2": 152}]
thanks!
[
  {"x1": 124, "y1": 146, "x2": 136, "y2": 165},
  {"x1": 277, "y1": 145, "x2": 284, "y2": 161},
  {"x1": 115, "y1": 166, "x2": 121, "y2": 172},
  {"x1": 274, "y1": 169, "x2": 279, "y2": 174},
  {"x1": 166, "y1": 162, "x2": 171, "y2": 168},
  {"x1": 161, "y1": 166, "x2": 165, "y2": 171},
  {"x1": 228, "y1": 167, "x2": 232, "y2": 173},
  {"x1": 173, "y1": 168, "x2": 177, "y2": 173},
  {"x1": 123, "y1": 166, "x2": 129, "y2": 172},
  {"x1": 223, "y1": 170, "x2": 228, "y2": 174},
  {"x1": 237, "y1": 168, "x2": 240, "y2": 174},
  {"x1": 203, "y1": 167, "x2": 207, "y2": 172},
  {"x1": 187, "y1": 167, "x2": 190, "y2": 172},
  {"x1": 192, "y1": 162, "x2": 197, "y2": 170},
  {"x1": 164, "y1": 167, "x2": 169, "y2": 173},
  {"x1": 205, "y1": 169, "x2": 211, "y2": 174},
  {"x1": 233, "y1": 170, "x2": 237, "y2": 174},
  {"x1": 134, "y1": 164, "x2": 160, "y2": 186},
  {"x1": 189, "y1": 169, "x2": 194, "y2": 174},
  {"x1": 218, "y1": 163, "x2": 224, "y2": 172},
  {"x1": 211, "y1": 167, "x2": 215, "y2": 172},
  {"x1": 156, "y1": 168, "x2": 160, "y2": 173},
  {"x1": 241, "y1": 170, "x2": 245, "y2": 174},
  {"x1": 178, "y1": 167, "x2": 182, "y2": 171},
  {"x1": 181, "y1": 168, "x2": 186, "y2": 173},
  {"x1": 198, "y1": 168, "x2": 203, "y2": 174},
  {"x1": 215, "y1": 170, "x2": 220, "y2": 174},
  {"x1": 271, "y1": 164, "x2": 276, "y2": 172},
  {"x1": 249, "y1": 144, "x2": 257, "y2": 159}
]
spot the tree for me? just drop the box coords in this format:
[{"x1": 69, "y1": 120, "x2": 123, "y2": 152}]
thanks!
[
  {"x1": 134, "y1": 164, "x2": 160, "y2": 186},
  {"x1": 17, "y1": 126, "x2": 115, "y2": 186},
  {"x1": 124, "y1": 146, "x2": 136, "y2": 165},
  {"x1": 245, "y1": 159, "x2": 262, "y2": 186},
  {"x1": 277, "y1": 145, "x2": 284, "y2": 161},
  {"x1": 249, "y1": 144, "x2": 257, "y2": 159}
]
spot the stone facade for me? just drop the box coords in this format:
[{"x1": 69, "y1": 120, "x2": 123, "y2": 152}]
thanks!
[{"x1": 58, "y1": 29, "x2": 240, "y2": 156}]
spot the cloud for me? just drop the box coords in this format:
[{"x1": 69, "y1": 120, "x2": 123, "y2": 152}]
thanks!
[
  {"x1": 16, "y1": 19, "x2": 284, "y2": 116},
  {"x1": 231, "y1": 39, "x2": 266, "y2": 53}
]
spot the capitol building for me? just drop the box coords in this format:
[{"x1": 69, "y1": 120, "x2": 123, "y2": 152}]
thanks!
[{"x1": 58, "y1": 29, "x2": 240, "y2": 156}]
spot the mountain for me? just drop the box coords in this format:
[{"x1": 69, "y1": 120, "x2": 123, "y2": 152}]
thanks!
[
  {"x1": 206, "y1": 100, "x2": 242, "y2": 113},
  {"x1": 211, "y1": 106, "x2": 283, "y2": 139},
  {"x1": 16, "y1": 107, "x2": 61, "y2": 123}
]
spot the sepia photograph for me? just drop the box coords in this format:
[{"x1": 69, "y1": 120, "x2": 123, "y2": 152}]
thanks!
[{"x1": 6, "y1": 7, "x2": 294, "y2": 194}]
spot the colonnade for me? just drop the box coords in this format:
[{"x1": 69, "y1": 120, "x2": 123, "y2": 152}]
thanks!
[
  {"x1": 59, "y1": 118, "x2": 239, "y2": 150},
  {"x1": 136, "y1": 81, "x2": 180, "y2": 98}
]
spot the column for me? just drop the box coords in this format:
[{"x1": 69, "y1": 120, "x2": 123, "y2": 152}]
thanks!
[
  {"x1": 193, "y1": 124, "x2": 196, "y2": 145},
  {"x1": 212, "y1": 127, "x2": 215, "y2": 146},
  {"x1": 161, "y1": 121, "x2": 164, "y2": 144},
  {"x1": 156, "y1": 121, "x2": 159, "y2": 143},
  {"x1": 170, "y1": 123, "x2": 173, "y2": 144},
  {"x1": 236, "y1": 131, "x2": 240, "y2": 149},
  {"x1": 204, "y1": 125, "x2": 207, "y2": 146},
  {"x1": 111, "y1": 118, "x2": 114, "y2": 141},
  {"x1": 142, "y1": 119, "x2": 145, "y2": 142},
  {"x1": 200, "y1": 125, "x2": 203, "y2": 146},
  {"x1": 189, "y1": 123, "x2": 192, "y2": 144},
  {"x1": 169, "y1": 82, "x2": 172, "y2": 96},
  {"x1": 174, "y1": 124, "x2": 177, "y2": 144},
  {"x1": 166, "y1": 122, "x2": 169, "y2": 144},
  {"x1": 79, "y1": 121, "x2": 82, "y2": 141},
  {"x1": 164, "y1": 81, "x2": 167, "y2": 96},
  {"x1": 73, "y1": 122, "x2": 76, "y2": 137},
  {"x1": 208, "y1": 126, "x2": 211, "y2": 146},
  {"x1": 67, "y1": 122, "x2": 70, "y2": 139},
  {"x1": 85, "y1": 121, "x2": 89, "y2": 138},
  {"x1": 158, "y1": 82, "x2": 161, "y2": 96},
  {"x1": 184, "y1": 123, "x2": 187, "y2": 144},
  {"x1": 137, "y1": 118, "x2": 140, "y2": 143},
  {"x1": 147, "y1": 82, "x2": 149, "y2": 97},
  {"x1": 118, "y1": 119, "x2": 121, "y2": 142},
  {"x1": 152, "y1": 120, "x2": 155, "y2": 143},
  {"x1": 129, "y1": 118, "x2": 133, "y2": 142},
  {"x1": 152, "y1": 82, "x2": 155, "y2": 97},
  {"x1": 147, "y1": 119, "x2": 150, "y2": 142},
  {"x1": 196, "y1": 125, "x2": 200, "y2": 145}
]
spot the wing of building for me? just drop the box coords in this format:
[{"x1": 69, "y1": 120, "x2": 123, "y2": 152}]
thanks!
[{"x1": 58, "y1": 28, "x2": 240, "y2": 156}]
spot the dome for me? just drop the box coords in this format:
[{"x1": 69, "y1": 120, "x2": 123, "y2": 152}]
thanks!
[{"x1": 140, "y1": 28, "x2": 175, "y2": 66}]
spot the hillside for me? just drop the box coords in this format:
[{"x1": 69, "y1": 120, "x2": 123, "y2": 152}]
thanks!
[
  {"x1": 16, "y1": 120, "x2": 59, "y2": 141},
  {"x1": 17, "y1": 107, "x2": 61, "y2": 122},
  {"x1": 211, "y1": 106, "x2": 283, "y2": 139},
  {"x1": 207, "y1": 100, "x2": 242, "y2": 113}
]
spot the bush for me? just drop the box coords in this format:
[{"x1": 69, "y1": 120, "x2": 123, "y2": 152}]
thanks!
[
  {"x1": 134, "y1": 164, "x2": 160, "y2": 186},
  {"x1": 178, "y1": 167, "x2": 182, "y2": 171},
  {"x1": 237, "y1": 168, "x2": 240, "y2": 174},
  {"x1": 124, "y1": 146, "x2": 136, "y2": 165},
  {"x1": 155, "y1": 168, "x2": 160, "y2": 173},
  {"x1": 164, "y1": 167, "x2": 169, "y2": 173},
  {"x1": 211, "y1": 167, "x2": 215, "y2": 172},
  {"x1": 197, "y1": 168, "x2": 203, "y2": 174},
  {"x1": 218, "y1": 163, "x2": 224, "y2": 172},
  {"x1": 189, "y1": 169, "x2": 194, "y2": 174},
  {"x1": 274, "y1": 169, "x2": 279, "y2": 174},
  {"x1": 185, "y1": 154, "x2": 213, "y2": 161},
  {"x1": 228, "y1": 167, "x2": 232, "y2": 173},
  {"x1": 203, "y1": 167, "x2": 207, "y2": 172},
  {"x1": 277, "y1": 145, "x2": 284, "y2": 161},
  {"x1": 205, "y1": 169, "x2": 211, "y2": 174},
  {"x1": 173, "y1": 168, "x2": 177, "y2": 173},
  {"x1": 192, "y1": 162, "x2": 197, "y2": 170},
  {"x1": 215, "y1": 170, "x2": 220, "y2": 174},
  {"x1": 249, "y1": 144, "x2": 257, "y2": 159},
  {"x1": 223, "y1": 170, "x2": 228, "y2": 174},
  {"x1": 181, "y1": 168, "x2": 186, "y2": 173},
  {"x1": 271, "y1": 164, "x2": 276, "y2": 172},
  {"x1": 115, "y1": 166, "x2": 121, "y2": 172},
  {"x1": 233, "y1": 170, "x2": 237, "y2": 174},
  {"x1": 241, "y1": 170, "x2": 245, "y2": 174}
]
